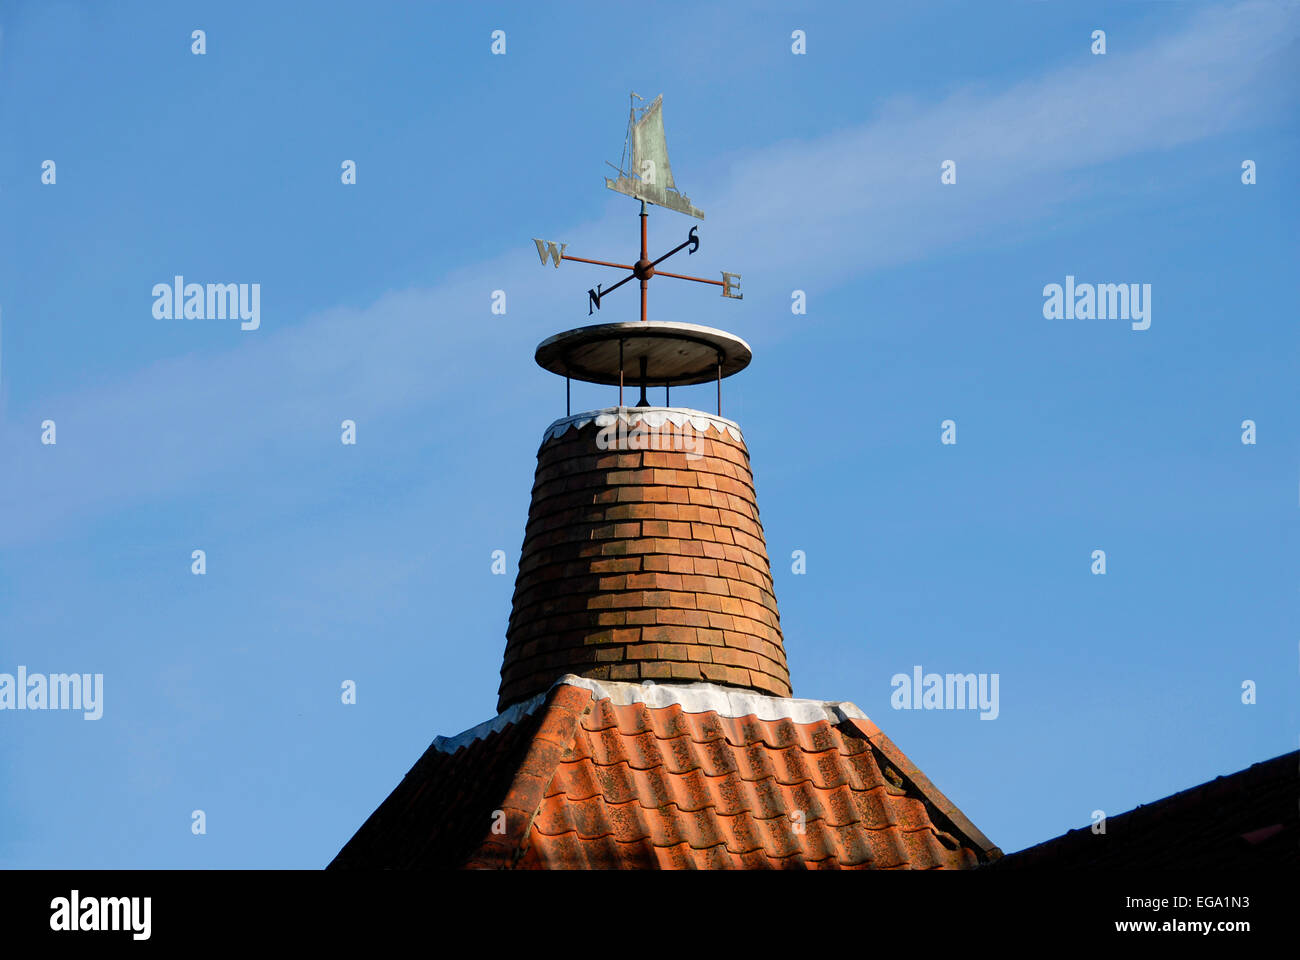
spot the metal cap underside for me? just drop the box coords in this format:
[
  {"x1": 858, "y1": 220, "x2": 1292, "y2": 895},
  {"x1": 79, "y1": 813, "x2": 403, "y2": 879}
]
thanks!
[{"x1": 535, "y1": 321, "x2": 751, "y2": 387}]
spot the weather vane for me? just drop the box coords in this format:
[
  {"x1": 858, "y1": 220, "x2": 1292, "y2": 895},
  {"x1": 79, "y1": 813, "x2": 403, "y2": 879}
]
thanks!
[
  {"x1": 531, "y1": 92, "x2": 751, "y2": 416},
  {"x1": 533, "y1": 92, "x2": 742, "y2": 321}
]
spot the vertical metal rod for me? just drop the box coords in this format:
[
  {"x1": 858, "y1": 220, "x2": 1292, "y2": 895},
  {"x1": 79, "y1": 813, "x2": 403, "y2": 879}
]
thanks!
[
  {"x1": 716, "y1": 355, "x2": 722, "y2": 416},
  {"x1": 619, "y1": 339, "x2": 624, "y2": 407},
  {"x1": 637, "y1": 356, "x2": 648, "y2": 407},
  {"x1": 665, "y1": 382, "x2": 670, "y2": 407},
  {"x1": 566, "y1": 374, "x2": 570, "y2": 416},
  {"x1": 640, "y1": 201, "x2": 648, "y2": 323}
]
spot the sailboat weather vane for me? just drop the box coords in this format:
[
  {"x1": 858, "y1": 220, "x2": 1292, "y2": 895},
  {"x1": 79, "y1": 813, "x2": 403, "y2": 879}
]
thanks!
[
  {"x1": 533, "y1": 93, "x2": 742, "y2": 321},
  {"x1": 531, "y1": 93, "x2": 751, "y2": 416}
]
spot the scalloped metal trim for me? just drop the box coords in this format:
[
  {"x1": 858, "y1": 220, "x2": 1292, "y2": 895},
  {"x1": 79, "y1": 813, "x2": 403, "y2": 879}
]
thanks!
[
  {"x1": 432, "y1": 675, "x2": 868, "y2": 754},
  {"x1": 541, "y1": 406, "x2": 744, "y2": 445}
]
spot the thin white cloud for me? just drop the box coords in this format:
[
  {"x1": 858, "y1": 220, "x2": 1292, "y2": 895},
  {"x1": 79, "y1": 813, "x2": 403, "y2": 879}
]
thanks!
[
  {"x1": 707, "y1": 0, "x2": 1298, "y2": 289},
  {"x1": 0, "y1": 1, "x2": 1292, "y2": 545}
]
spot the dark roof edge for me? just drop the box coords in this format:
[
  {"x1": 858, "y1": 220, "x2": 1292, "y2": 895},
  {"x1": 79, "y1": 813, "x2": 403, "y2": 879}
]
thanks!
[
  {"x1": 464, "y1": 683, "x2": 596, "y2": 869},
  {"x1": 991, "y1": 749, "x2": 1299, "y2": 868},
  {"x1": 839, "y1": 716, "x2": 1003, "y2": 863}
]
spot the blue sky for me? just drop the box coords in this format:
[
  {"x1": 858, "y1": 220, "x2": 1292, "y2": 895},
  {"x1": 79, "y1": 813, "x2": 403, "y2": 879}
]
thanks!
[{"x1": 1, "y1": 0, "x2": 1296, "y2": 867}]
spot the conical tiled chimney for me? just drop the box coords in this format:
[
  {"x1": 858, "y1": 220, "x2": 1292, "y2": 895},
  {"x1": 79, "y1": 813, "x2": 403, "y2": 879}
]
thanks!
[
  {"x1": 330, "y1": 100, "x2": 1000, "y2": 870},
  {"x1": 498, "y1": 406, "x2": 791, "y2": 711},
  {"x1": 332, "y1": 323, "x2": 1002, "y2": 870}
]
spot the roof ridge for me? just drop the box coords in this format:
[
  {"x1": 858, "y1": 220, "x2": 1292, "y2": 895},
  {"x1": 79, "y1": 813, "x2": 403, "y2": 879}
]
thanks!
[
  {"x1": 463, "y1": 684, "x2": 595, "y2": 869},
  {"x1": 436, "y1": 675, "x2": 872, "y2": 755},
  {"x1": 990, "y1": 749, "x2": 1298, "y2": 867},
  {"x1": 838, "y1": 716, "x2": 1002, "y2": 861},
  {"x1": 431, "y1": 687, "x2": 551, "y2": 755}
]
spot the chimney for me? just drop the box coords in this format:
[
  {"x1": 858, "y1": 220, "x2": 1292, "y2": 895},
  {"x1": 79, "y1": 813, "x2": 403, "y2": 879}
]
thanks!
[
  {"x1": 497, "y1": 321, "x2": 791, "y2": 711},
  {"x1": 329, "y1": 97, "x2": 1001, "y2": 871},
  {"x1": 331, "y1": 307, "x2": 1003, "y2": 874}
]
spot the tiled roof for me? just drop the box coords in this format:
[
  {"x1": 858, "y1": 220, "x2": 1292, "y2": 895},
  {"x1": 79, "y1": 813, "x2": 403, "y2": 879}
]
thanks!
[
  {"x1": 499, "y1": 410, "x2": 792, "y2": 711},
  {"x1": 329, "y1": 677, "x2": 1001, "y2": 870},
  {"x1": 990, "y1": 750, "x2": 1299, "y2": 869}
]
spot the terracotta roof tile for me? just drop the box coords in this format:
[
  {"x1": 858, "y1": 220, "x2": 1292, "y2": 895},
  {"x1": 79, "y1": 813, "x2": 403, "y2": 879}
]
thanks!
[{"x1": 330, "y1": 678, "x2": 999, "y2": 870}]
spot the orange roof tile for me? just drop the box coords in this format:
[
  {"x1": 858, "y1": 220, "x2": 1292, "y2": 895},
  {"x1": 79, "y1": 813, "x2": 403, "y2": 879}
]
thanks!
[{"x1": 330, "y1": 678, "x2": 1000, "y2": 870}]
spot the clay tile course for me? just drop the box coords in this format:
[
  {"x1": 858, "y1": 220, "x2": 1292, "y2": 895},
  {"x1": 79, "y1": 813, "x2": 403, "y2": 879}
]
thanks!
[
  {"x1": 329, "y1": 677, "x2": 1001, "y2": 870},
  {"x1": 499, "y1": 414, "x2": 792, "y2": 711}
]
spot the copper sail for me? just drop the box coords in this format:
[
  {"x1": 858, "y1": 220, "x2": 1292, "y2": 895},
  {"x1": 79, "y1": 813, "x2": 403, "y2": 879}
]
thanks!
[{"x1": 604, "y1": 94, "x2": 705, "y2": 220}]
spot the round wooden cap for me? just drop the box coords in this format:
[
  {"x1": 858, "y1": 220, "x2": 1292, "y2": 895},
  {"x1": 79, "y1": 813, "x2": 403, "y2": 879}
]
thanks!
[{"x1": 535, "y1": 321, "x2": 752, "y2": 387}]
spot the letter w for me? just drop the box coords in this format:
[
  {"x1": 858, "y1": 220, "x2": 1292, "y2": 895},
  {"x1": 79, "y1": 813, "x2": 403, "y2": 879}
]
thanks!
[{"x1": 533, "y1": 239, "x2": 567, "y2": 268}]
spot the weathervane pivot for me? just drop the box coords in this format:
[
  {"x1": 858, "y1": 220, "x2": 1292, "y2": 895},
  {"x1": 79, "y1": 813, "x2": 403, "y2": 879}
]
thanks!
[
  {"x1": 530, "y1": 92, "x2": 740, "y2": 323},
  {"x1": 528, "y1": 92, "x2": 747, "y2": 415}
]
